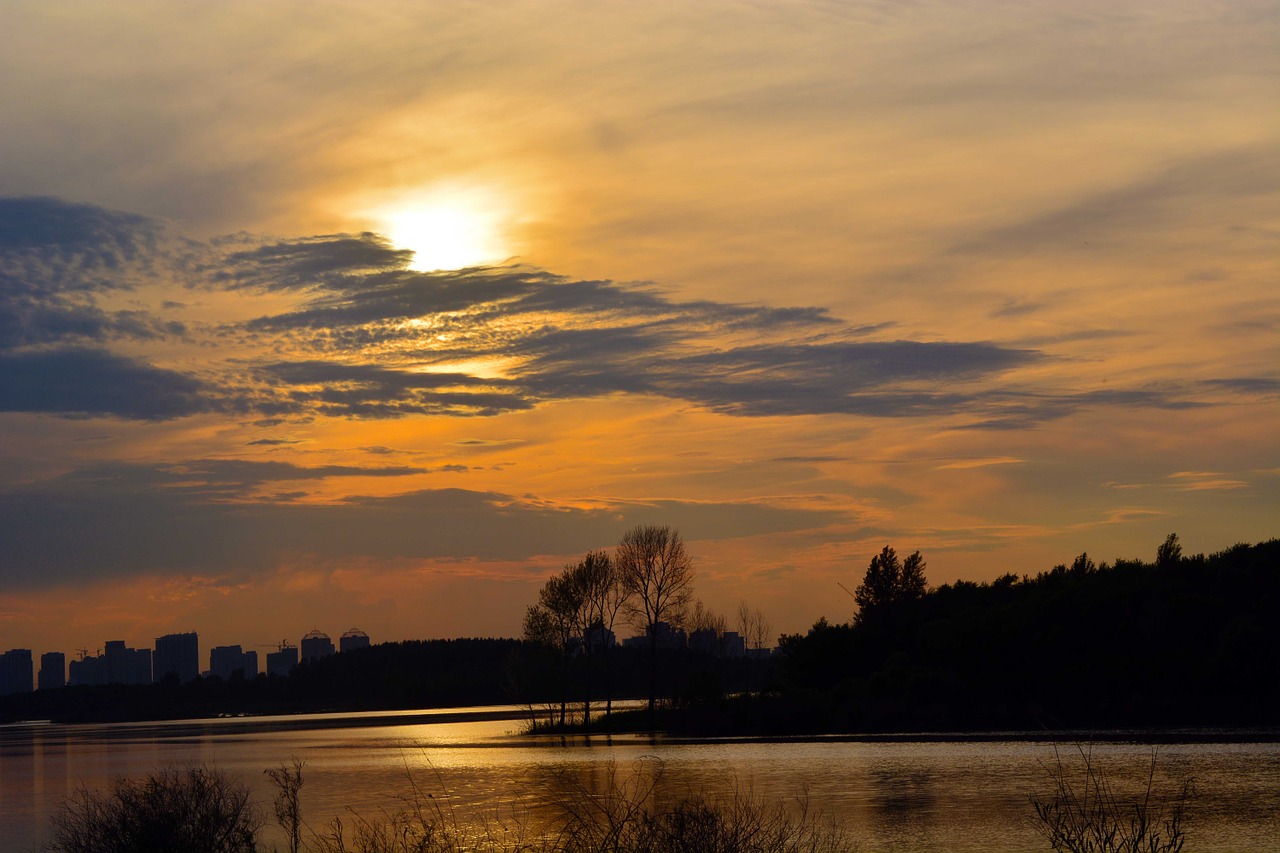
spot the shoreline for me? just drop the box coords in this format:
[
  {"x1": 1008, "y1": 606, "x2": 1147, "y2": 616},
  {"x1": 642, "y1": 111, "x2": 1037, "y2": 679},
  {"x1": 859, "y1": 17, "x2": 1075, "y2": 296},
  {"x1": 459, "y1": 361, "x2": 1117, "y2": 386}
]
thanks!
[{"x1": 5, "y1": 702, "x2": 1279, "y2": 745}]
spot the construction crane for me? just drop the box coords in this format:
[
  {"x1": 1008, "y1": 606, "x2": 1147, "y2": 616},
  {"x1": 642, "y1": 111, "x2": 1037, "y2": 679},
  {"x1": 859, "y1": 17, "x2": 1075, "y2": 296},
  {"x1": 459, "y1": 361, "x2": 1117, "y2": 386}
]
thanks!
[{"x1": 75, "y1": 648, "x2": 89, "y2": 660}]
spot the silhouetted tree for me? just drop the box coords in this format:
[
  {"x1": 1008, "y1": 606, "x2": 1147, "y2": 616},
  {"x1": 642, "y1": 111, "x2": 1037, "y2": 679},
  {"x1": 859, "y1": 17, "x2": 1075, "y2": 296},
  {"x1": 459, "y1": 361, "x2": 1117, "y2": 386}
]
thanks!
[
  {"x1": 524, "y1": 568, "x2": 586, "y2": 726},
  {"x1": 853, "y1": 546, "x2": 926, "y2": 623},
  {"x1": 569, "y1": 550, "x2": 617, "y2": 727},
  {"x1": 1071, "y1": 552, "x2": 1097, "y2": 575},
  {"x1": 617, "y1": 524, "x2": 695, "y2": 719},
  {"x1": 738, "y1": 601, "x2": 773, "y2": 693},
  {"x1": 264, "y1": 760, "x2": 304, "y2": 853},
  {"x1": 578, "y1": 549, "x2": 631, "y2": 721},
  {"x1": 691, "y1": 599, "x2": 728, "y2": 636},
  {"x1": 1157, "y1": 533, "x2": 1183, "y2": 568}
]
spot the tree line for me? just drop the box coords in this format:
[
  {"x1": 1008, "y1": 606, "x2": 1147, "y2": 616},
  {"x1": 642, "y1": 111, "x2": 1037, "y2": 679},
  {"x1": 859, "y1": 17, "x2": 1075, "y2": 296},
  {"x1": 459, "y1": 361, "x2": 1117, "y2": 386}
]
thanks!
[{"x1": 766, "y1": 533, "x2": 1280, "y2": 733}]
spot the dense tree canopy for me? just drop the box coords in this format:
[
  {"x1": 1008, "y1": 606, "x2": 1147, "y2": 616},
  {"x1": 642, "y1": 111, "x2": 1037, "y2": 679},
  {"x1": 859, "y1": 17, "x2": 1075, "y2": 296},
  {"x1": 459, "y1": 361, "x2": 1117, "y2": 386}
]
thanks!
[
  {"x1": 852, "y1": 546, "x2": 927, "y2": 623},
  {"x1": 778, "y1": 535, "x2": 1280, "y2": 732}
]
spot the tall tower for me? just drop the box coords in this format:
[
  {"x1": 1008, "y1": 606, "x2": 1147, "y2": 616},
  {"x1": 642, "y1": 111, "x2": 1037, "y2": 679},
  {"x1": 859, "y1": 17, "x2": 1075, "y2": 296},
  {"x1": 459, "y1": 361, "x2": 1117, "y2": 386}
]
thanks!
[
  {"x1": 38, "y1": 651, "x2": 66, "y2": 690},
  {"x1": 300, "y1": 629, "x2": 334, "y2": 662},
  {"x1": 153, "y1": 632, "x2": 199, "y2": 683},
  {"x1": 339, "y1": 628, "x2": 370, "y2": 653}
]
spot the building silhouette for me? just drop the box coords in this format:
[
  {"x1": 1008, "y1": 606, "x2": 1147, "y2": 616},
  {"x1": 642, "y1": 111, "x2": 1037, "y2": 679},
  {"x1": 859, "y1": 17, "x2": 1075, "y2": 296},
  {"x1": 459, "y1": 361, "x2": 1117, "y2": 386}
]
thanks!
[
  {"x1": 69, "y1": 653, "x2": 105, "y2": 686},
  {"x1": 1, "y1": 649, "x2": 34, "y2": 695},
  {"x1": 104, "y1": 640, "x2": 152, "y2": 685},
  {"x1": 721, "y1": 631, "x2": 747, "y2": 658},
  {"x1": 38, "y1": 651, "x2": 66, "y2": 690},
  {"x1": 300, "y1": 629, "x2": 334, "y2": 662},
  {"x1": 209, "y1": 645, "x2": 258, "y2": 681},
  {"x1": 339, "y1": 628, "x2": 370, "y2": 653},
  {"x1": 68, "y1": 642, "x2": 150, "y2": 686},
  {"x1": 266, "y1": 644, "x2": 298, "y2": 677},
  {"x1": 153, "y1": 632, "x2": 199, "y2": 683},
  {"x1": 585, "y1": 624, "x2": 616, "y2": 652}
]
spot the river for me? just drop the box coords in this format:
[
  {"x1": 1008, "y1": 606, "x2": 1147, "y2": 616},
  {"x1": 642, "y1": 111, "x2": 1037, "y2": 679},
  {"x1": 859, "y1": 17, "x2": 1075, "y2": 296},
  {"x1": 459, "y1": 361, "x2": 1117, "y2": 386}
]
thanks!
[{"x1": 2, "y1": 707, "x2": 1278, "y2": 851}]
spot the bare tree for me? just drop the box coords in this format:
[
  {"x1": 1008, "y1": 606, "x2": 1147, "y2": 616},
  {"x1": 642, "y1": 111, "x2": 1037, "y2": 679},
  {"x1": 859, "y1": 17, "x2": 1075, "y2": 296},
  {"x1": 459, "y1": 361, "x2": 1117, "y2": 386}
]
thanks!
[
  {"x1": 616, "y1": 524, "x2": 695, "y2": 719},
  {"x1": 264, "y1": 760, "x2": 304, "y2": 853},
  {"x1": 736, "y1": 602, "x2": 772, "y2": 654},
  {"x1": 577, "y1": 549, "x2": 629, "y2": 723},
  {"x1": 523, "y1": 568, "x2": 586, "y2": 727},
  {"x1": 691, "y1": 599, "x2": 728, "y2": 637},
  {"x1": 737, "y1": 602, "x2": 772, "y2": 693}
]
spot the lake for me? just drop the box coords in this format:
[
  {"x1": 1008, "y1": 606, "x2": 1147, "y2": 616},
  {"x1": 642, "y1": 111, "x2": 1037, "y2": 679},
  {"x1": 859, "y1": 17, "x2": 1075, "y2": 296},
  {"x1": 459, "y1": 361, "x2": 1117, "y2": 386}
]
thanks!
[{"x1": 2, "y1": 706, "x2": 1278, "y2": 851}]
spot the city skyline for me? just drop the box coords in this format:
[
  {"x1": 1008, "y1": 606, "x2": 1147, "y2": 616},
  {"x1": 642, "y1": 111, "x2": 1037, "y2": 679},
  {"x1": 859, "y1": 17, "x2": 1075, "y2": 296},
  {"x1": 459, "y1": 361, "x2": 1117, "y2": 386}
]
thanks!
[{"x1": 1, "y1": 2, "x2": 1277, "y2": 656}]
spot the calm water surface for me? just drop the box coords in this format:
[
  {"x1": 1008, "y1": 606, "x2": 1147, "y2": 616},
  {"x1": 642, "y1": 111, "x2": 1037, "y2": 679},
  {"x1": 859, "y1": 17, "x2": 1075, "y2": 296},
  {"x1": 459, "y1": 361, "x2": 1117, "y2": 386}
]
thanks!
[{"x1": 2, "y1": 707, "x2": 1278, "y2": 852}]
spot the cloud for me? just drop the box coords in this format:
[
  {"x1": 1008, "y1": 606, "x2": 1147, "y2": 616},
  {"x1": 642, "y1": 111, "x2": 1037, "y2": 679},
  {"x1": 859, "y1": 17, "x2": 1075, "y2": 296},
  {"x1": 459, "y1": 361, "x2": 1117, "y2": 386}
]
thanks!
[
  {"x1": 1205, "y1": 377, "x2": 1280, "y2": 396},
  {"x1": 952, "y1": 147, "x2": 1280, "y2": 257},
  {"x1": 936, "y1": 457, "x2": 1023, "y2": 470},
  {"x1": 0, "y1": 197, "x2": 187, "y2": 353},
  {"x1": 0, "y1": 462, "x2": 848, "y2": 589},
  {"x1": 50, "y1": 458, "x2": 429, "y2": 501},
  {"x1": 0, "y1": 197, "x2": 1206, "y2": 425},
  {"x1": 0, "y1": 196, "x2": 161, "y2": 276},
  {"x1": 1167, "y1": 471, "x2": 1249, "y2": 492},
  {"x1": 0, "y1": 349, "x2": 212, "y2": 420}
]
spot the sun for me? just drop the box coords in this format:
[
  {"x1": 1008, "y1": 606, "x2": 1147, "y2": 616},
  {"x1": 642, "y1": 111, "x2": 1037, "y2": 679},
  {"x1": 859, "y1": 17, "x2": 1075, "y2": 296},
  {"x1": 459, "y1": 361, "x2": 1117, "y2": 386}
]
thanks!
[{"x1": 379, "y1": 188, "x2": 509, "y2": 271}]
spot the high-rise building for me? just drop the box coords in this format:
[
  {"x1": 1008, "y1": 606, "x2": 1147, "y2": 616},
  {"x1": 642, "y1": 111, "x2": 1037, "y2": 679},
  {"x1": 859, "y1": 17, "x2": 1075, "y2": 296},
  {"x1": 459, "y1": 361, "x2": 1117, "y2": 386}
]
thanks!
[
  {"x1": 38, "y1": 651, "x2": 66, "y2": 690},
  {"x1": 0, "y1": 649, "x2": 34, "y2": 696},
  {"x1": 153, "y1": 632, "x2": 199, "y2": 683},
  {"x1": 209, "y1": 645, "x2": 259, "y2": 680},
  {"x1": 300, "y1": 630, "x2": 334, "y2": 662},
  {"x1": 104, "y1": 640, "x2": 128, "y2": 685},
  {"x1": 339, "y1": 628, "x2": 370, "y2": 653},
  {"x1": 69, "y1": 653, "x2": 105, "y2": 686},
  {"x1": 130, "y1": 648, "x2": 152, "y2": 684},
  {"x1": 266, "y1": 645, "x2": 298, "y2": 677},
  {"x1": 69, "y1": 642, "x2": 151, "y2": 685}
]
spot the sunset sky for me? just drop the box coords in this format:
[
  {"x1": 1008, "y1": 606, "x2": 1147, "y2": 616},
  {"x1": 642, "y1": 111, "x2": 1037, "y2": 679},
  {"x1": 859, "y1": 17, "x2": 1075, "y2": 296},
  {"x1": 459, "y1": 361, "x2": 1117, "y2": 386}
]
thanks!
[{"x1": 1, "y1": 1, "x2": 1277, "y2": 659}]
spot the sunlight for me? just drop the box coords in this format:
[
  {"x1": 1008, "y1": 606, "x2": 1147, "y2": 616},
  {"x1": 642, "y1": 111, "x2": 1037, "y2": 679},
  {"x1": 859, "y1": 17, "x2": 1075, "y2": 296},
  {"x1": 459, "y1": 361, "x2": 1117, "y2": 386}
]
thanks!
[{"x1": 379, "y1": 187, "x2": 509, "y2": 271}]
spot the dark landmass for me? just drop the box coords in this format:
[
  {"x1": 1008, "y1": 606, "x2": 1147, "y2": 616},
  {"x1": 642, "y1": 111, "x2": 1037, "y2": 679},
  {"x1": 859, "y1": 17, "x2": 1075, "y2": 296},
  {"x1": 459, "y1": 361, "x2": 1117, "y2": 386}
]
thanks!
[
  {"x1": 536, "y1": 537, "x2": 1280, "y2": 737},
  {"x1": 5, "y1": 537, "x2": 1277, "y2": 734},
  {"x1": 753, "y1": 537, "x2": 1280, "y2": 735}
]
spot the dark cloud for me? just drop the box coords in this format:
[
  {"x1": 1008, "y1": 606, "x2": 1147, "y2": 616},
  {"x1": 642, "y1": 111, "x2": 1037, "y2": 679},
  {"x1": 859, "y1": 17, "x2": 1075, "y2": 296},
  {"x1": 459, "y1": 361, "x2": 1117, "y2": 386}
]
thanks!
[
  {"x1": 213, "y1": 233, "x2": 413, "y2": 292},
  {"x1": 0, "y1": 197, "x2": 185, "y2": 351},
  {"x1": 1205, "y1": 377, "x2": 1280, "y2": 395},
  {"x1": 954, "y1": 389, "x2": 1206, "y2": 431},
  {"x1": 250, "y1": 360, "x2": 533, "y2": 417},
  {"x1": 53, "y1": 458, "x2": 427, "y2": 500},
  {"x1": 0, "y1": 464, "x2": 847, "y2": 588},
  {"x1": 220, "y1": 235, "x2": 1045, "y2": 420},
  {"x1": 0, "y1": 197, "x2": 1198, "y2": 425},
  {"x1": 0, "y1": 196, "x2": 161, "y2": 278},
  {"x1": 0, "y1": 349, "x2": 212, "y2": 420},
  {"x1": 188, "y1": 459, "x2": 427, "y2": 482}
]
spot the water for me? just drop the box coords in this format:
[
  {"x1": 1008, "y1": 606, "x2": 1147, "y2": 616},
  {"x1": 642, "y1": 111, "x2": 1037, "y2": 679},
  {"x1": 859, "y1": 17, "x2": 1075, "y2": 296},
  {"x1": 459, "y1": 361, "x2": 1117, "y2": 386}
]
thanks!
[{"x1": 3, "y1": 707, "x2": 1278, "y2": 851}]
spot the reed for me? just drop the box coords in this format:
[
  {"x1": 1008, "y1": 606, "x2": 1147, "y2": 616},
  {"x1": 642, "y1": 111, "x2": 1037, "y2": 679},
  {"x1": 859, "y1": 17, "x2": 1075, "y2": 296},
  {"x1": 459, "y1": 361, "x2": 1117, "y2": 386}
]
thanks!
[{"x1": 1030, "y1": 746, "x2": 1193, "y2": 853}]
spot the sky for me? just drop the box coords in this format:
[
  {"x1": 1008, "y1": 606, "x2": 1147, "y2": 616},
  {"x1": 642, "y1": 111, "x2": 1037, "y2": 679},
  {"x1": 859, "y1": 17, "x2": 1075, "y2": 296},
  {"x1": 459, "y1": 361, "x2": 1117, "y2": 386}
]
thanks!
[{"x1": 1, "y1": 1, "x2": 1277, "y2": 660}]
